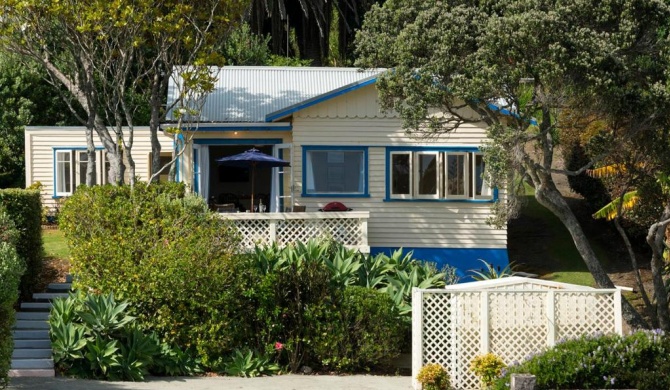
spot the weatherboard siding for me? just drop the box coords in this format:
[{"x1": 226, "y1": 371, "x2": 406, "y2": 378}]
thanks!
[
  {"x1": 290, "y1": 85, "x2": 505, "y2": 250},
  {"x1": 25, "y1": 127, "x2": 171, "y2": 210}
]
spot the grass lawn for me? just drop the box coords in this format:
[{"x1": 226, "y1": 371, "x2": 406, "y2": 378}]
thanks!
[{"x1": 43, "y1": 229, "x2": 70, "y2": 260}]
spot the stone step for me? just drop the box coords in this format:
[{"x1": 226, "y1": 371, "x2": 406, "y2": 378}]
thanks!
[
  {"x1": 46, "y1": 283, "x2": 72, "y2": 292},
  {"x1": 8, "y1": 368, "x2": 54, "y2": 377},
  {"x1": 32, "y1": 293, "x2": 69, "y2": 301},
  {"x1": 12, "y1": 330, "x2": 49, "y2": 340},
  {"x1": 20, "y1": 302, "x2": 53, "y2": 311},
  {"x1": 16, "y1": 312, "x2": 50, "y2": 321},
  {"x1": 66, "y1": 274, "x2": 73, "y2": 283},
  {"x1": 10, "y1": 359, "x2": 54, "y2": 369},
  {"x1": 13, "y1": 339, "x2": 51, "y2": 349},
  {"x1": 12, "y1": 349, "x2": 52, "y2": 359},
  {"x1": 14, "y1": 320, "x2": 49, "y2": 330}
]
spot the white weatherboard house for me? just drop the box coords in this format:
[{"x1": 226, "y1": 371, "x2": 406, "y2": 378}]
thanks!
[
  {"x1": 166, "y1": 66, "x2": 508, "y2": 276},
  {"x1": 24, "y1": 67, "x2": 508, "y2": 276}
]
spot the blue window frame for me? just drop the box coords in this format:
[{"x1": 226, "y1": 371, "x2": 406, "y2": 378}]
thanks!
[
  {"x1": 302, "y1": 146, "x2": 369, "y2": 197},
  {"x1": 385, "y1": 147, "x2": 496, "y2": 202}
]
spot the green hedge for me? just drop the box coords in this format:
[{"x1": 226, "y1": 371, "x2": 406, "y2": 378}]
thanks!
[
  {"x1": 59, "y1": 183, "x2": 243, "y2": 364},
  {"x1": 0, "y1": 206, "x2": 25, "y2": 388},
  {"x1": 0, "y1": 189, "x2": 42, "y2": 301}
]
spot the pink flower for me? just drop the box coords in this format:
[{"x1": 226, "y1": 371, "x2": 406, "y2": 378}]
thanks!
[{"x1": 274, "y1": 342, "x2": 284, "y2": 351}]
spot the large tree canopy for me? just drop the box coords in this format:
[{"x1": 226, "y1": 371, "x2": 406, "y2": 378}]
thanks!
[
  {"x1": 356, "y1": 0, "x2": 670, "y2": 329},
  {"x1": 0, "y1": 0, "x2": 246, "y2": 185}
]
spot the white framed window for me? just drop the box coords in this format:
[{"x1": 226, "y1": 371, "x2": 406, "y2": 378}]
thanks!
[
  {"x1": 444, "y1": 152, "x2": 468, "y2": 199},
  {"x1": 304, "y1": 147, "x2": 367, "y2": 196},
  {"x1": 390, "y1": 152, "x2": 411, "y2": 198},
  {"x1": 55, "y1": 151, "x2": 73, "y2": 196},
  {"x1": 386, "y1": 149, "x2": 493, "y2": 201},
  {"x1": 414, "y1": 152, "x2": 440, "y2": 199},
  {"x1": 77, "y1": 151, "x2": 97, "y2": 188}
]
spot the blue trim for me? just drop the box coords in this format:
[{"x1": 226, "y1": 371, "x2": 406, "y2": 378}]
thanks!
[
  {"x1": 301, "y1": 146, "x2": 369, "y2": 198},
  {"x1": 193, "y1": 138, "x2": 284, "y2": 145},
  {"x1": 182, "y1": 124, "x2": 293, "y2": 131},
  {"x1": 486, "y1": 102, "x2": 539, "y2": 126},
  {"x1": 370, "y1": 247, "x2": 509, "y2": 282},
  {"x1": 265, "y1": 76, "x2": 378, "y2": 122},
  {"x1": 384, "y1": 147, "x2": 498, "y2": 202},
  {"x1": 193, "y1": 148, "x2": 199, "y2": 195}
]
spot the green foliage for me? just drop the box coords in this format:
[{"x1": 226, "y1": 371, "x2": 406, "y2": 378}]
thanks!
[
  {"x1": 471, "y1": 353, "x2": 505, "y2": 389},
  {"x1": 416, "y1": 363, "x2": 450, "y2": 390},
  {"x1": 0, "y1": 189, "x2": 43, "y2": 301},
  {"x1": 562, "y1": 142, "x2": 611, "y2": 211},
  {"x1": 49, "y1": 292, "x2": 197, "y2": 380},
  {"x1": 0, "y1": 239, "x2": 24, "y2": 388},
  {"x1": 222, "y1": 349, "x2": 281, "y2": 378},
  {"x1": 59, "y1": 182, "x2": 242, "y2": 366},
  {"x1": 493, "y1": 330, "x2": 670, "y2": 390},
  {"x1": 470, "y1": 260, "x2": 517, "y2": 281},
  {"x1": 313, "y1": 286, "x2": 405, "y2": 371}
]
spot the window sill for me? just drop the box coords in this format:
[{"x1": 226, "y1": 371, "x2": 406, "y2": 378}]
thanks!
[
  {"x1": 302, "y1": 193, "x2": 370, "y2": 198},
  {"x1": 384, "y1": 197, "x2": 496, "y2": 203}
]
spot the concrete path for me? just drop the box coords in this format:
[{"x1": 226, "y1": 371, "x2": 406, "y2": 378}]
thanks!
[{"x1": 9, "y1": 375, "x2": 413, "y2": 390}]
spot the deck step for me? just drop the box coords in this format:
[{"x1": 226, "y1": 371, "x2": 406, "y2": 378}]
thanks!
[
  {"x1": 47, "y1": 283, "x2": 72, "y2": 292},
  {"x1": 32, "y1": 292, "x2": 70, "y2": 301},
  {"x1": 13, "y1": 330, "x2": 49, "y2": 340},
  {"x1": 10, "y1": 359, "x2": 54, "y2": 369},
  {"x1": 14, "y1": 320, "x2": 49, "y2": 330},
  {"x1": 20, "y1": 302, "x2": 53, "y2": 311},
  {"x1": 13, "y1": 339, "x2": 51, "y2": 349},
  {"x1": 12, "y1": 349, "x2": 52, "y2": 359},
  {"x1": 8, "y1": 368, "x2": 54, "y2": 377},
  {"x1": 16, "y1": 312, "x2": 50, "y2": 321}
]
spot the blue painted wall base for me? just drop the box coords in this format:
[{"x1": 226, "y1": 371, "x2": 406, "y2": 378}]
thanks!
[{"x1": 370, "y1": 247, "x2": 509, "y2": 282}]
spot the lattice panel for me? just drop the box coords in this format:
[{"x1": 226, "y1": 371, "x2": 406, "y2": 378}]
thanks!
[
  {"x1": 233, "y1": 219, "x2": 271, "y2": 247},
  {"x1": 489, "y1": 292, "x2": 547, "y2": 363},
  {"x1": 421, "y1": 293, "x2": 454, "y2": 369},
  {"x1": 276, "y1": 218, "x2": 362, "y2": 245},
  {"x1": 555, "y1": 292, "x2": 615, "y2": 340}
]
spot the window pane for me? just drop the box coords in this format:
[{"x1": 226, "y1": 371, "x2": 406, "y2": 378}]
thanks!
[
  {"x1": 391, "y1": 154, "x2": 410, "y2": 195},
  {"x1": 306, "y1": 150, "x2": 365, "y2": 194},
  {"x1": 446, "y1": 154, "x2": 466, "y2": 196},
  {"x1": 56, "y1": 152, "x2": 71, "y2": 194},
  {"x1": 474, "y1": 154, "x2": 491, "y2": 197},
  {"x1": 417, "y1": 153, "x2": 437, "y2": 195},
  {"x1": 78, "y1": 152, "x2": 96, "y2": 187}
]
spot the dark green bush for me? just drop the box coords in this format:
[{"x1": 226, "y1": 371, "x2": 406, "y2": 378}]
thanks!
[
  {"x1": 312, "y1": 286, "x2": 405, "y2": 371},
  {"x1": 0, "y1": 206, "x2": 25, "y2": 388},
  {"x1": 562, "y1": 142, "x2": 611, "y2": 210},
  {"x1": 49, "y1": 291, "x2": 198, "y2": 380},
  {"x1": 0, "y1": 189, "x2": 43, "y2": 301},
  {"x1": 493, "y1": 330, "x2": 670, "y2": 389},
  {"x1": 59, "y1": 183, "x2": 243, "y2": 365}
]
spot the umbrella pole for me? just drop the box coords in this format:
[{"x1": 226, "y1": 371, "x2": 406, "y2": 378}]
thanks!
[{"x1": 251, "y1": 163, "x2": 255, "y2": 212}]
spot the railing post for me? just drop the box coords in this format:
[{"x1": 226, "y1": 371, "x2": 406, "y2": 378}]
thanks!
[
  {"x1": 360, "y1": 217, "x2": 368, "y2": 248},
  {"x1": 614, "y1": 289, "x2": 623, "y2": 335},
  {"x1": 547, "y1": 290, "x2": 556, "y2": 346},
  {"x1": 480, "y1": 291, "x2": 489, "y2": 354},
  {"x1": 412, "y1": 287, "x2": 423, "y2": 390},
  {"x1": 269, "y1": 220, "x2": 277, "y2": 244}
]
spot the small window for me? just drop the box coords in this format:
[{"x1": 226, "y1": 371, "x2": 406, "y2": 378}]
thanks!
[
  {"x1": 149, "y1": 152, "x2": 173, "y2": 182},
  {"x1": 414, "y1": 152, "x2": 439, "y2": 199},
  {"x1": 304, "y1": 148, "x2": 367, "y2": 196},
  {"x1": 473, "y1": 153, "x2": 492, "y2": 199},
  {"x1": 390, "y1": 152, "x2": 411, "y2": 198},
  {"x1": 77, "y1": 151, "x2": 97, "y2": 187},
  {"x1": 445, "y1": 153, "x2": 467, "y2": 199},
  {"x1": 55, "y1": 151, "x2": 73, "y2": 196}
]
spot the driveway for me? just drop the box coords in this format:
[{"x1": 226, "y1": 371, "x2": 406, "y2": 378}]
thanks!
[{"x1": 9, "y1": 375, "x2": 413, "y2": 390}]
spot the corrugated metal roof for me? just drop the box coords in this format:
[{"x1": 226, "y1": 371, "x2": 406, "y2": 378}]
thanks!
[{"x1": 167, "y1": 66, "x2": 384, "y2": 123}]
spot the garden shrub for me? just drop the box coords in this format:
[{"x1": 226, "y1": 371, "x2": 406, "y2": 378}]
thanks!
[
  {"x1": 0, "y1": 189, "x2": 43, "y2": 301},
  {"x1": 0, "y1": 206, "x2": 25, "y2": 388},
  {"x1": 416, "y1": 363, "x2": 450, "y2": 390},
  {"x1": 49, "y1": 291, "x2": 198, "y2": 380},
  {"x1": 312, "y1": 286, "x2": 405, "y2": 371},
  {"x1": 59, "y1": 182, "x2": 243, "y2": 366},
  {"x1": 493, "y1": 330, "x2": 670, "y2": 390}
]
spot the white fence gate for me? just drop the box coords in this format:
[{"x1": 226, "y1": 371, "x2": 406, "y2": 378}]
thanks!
[{"x1": 412, "y1": 277, "x2": 623, "y2": 390}]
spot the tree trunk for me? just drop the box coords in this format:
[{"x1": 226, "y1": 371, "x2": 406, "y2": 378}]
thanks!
[
  {"x1": 85, "y1": 126, "x2": 96, "y2": 186},
  {"x1": 533, "y1": 178, "x2": 648, "y2": 329},
  {"x1": 149, "y1": 72, "x2": 163, "y2": 181},
  {"x1": 646, "y1": 204, "x2": 670, "y2": 331}
]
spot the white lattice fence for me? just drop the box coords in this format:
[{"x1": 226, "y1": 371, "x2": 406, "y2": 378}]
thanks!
[
  {"x1": 219, "y1": 211, "x2": 369, "y2": 252},
  {"x1": 412, "y1": 280, "x2": 622, "y2": 390}
]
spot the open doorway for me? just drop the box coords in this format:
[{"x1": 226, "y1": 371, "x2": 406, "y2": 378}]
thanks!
[{"x1": 207, "y1": 145, "x2": 274, "y2": 212}]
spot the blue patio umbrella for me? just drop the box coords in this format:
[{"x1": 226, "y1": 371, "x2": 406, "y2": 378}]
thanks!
[{"x1": 215, "y1": 148, "x2": 290, "y2": 212}]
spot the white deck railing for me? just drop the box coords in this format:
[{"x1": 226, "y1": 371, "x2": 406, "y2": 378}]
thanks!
[{"x1": 218, "y1": 211, "x2": 370, "y2": 252}]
